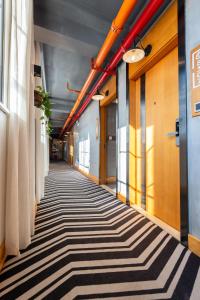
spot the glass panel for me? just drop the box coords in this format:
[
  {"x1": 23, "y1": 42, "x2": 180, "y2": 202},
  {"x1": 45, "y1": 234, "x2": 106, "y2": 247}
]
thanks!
[{"x1": 78, "y1": 136, "x2": 90, "y2": 173}]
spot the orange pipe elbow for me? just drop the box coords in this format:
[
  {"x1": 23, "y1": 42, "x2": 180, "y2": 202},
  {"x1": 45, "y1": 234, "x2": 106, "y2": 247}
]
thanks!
[{"x1": 61, "y1": 0, "x2": 137, "y2": 136}]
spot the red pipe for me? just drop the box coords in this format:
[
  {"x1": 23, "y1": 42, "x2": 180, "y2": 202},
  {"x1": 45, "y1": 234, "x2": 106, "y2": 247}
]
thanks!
[{"x1": 67, "y1": 0, "x2": 164, "y2": 131}]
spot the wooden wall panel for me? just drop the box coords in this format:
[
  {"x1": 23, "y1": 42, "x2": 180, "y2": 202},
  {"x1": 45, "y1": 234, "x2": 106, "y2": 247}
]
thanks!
[
  {"x1": 100, "y1": 75, "x2": 116, "y2": 107},
  {"x1": 135, "y1": 79, "x2": 142, "y2": 207},
  {"x1": 68, "y1": 133, "x2": 74, "y2": 165},
  {"x1": 129, "y1": 78, "x2": 142, "y2": 206},
  {"x1": 188, "y1": 234, "x2": 200, "y2": 257},
  {"x1": 129, "y1": 80, "x2": 136, "y2": 205},
  {"x1": 129, "y1": 1, "x2": 178, "y2": 80}
]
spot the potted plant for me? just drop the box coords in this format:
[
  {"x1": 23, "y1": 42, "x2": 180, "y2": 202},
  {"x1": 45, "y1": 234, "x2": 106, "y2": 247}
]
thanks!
[{"x1": 34, "y1": 86, "x2": 53, "y2": 135}]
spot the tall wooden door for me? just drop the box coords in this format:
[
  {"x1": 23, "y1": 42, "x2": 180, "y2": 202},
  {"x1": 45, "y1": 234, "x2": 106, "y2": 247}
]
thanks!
[{"x1": 145, "y1": 47, "x2": 180, "y2": 230}]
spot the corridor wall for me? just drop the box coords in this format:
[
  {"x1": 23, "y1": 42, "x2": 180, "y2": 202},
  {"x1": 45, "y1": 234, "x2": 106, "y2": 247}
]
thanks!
[
  {"x1": 73, "y1": 100, "x2": 100, "y2": 182},
  {"x1": 186, "y1": 0, "x2": 200, "y2": 254}
]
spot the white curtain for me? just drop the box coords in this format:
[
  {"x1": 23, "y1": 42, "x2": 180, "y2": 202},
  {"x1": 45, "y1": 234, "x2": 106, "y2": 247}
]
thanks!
[{"x1": 5, "y1": 0, "x2": 35, "y2": 256}]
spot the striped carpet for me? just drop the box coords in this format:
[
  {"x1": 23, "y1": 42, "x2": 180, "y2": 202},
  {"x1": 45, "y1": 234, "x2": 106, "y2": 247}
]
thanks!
[{"x1": 0, "y1": 164, "x2": 200, "y2": 299}]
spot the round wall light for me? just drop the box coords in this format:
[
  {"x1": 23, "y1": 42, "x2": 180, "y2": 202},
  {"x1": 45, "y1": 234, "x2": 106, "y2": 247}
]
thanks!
[
  {"x1": 123, "y1": 47, "x2": 145, "y2": 63},
  {"x1": 123, "y1": 44, "x2": 152, "y2": 64},
  {"x1": 92, "y1": 89, "x2": 105, "y2": 101}
]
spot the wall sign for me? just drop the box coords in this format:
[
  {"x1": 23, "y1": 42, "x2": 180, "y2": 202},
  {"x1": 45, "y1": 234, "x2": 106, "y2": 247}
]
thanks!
[
  {"x1": 34, "y1": 64, "x2": 41, "y2": 77},
  {"x1": 96, "y1": 118, "x2": 99, "y2": 140},
  {"x1": 191, "y1": 44, "x2": 200, "y2": 117}
]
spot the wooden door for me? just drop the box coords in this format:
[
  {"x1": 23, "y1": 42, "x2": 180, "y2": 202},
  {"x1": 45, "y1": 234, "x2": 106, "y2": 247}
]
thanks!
[
  {"x1": 145, "y1": 47, "x2": 180, "y2": 230},
  {"x1": 68, "y1": 133, "x2": 74, "y2": 165}
]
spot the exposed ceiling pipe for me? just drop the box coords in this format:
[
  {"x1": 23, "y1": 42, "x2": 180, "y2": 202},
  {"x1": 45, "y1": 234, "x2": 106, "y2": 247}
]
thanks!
[
  {"x1": 66, "y1": 0, "x2": 164, "y2": 132},
  {"x1": 66, "y1": 82, "x2": 82, "y2": 94},
  {"x1": 60, "y1": 0, "x2": 137, "y2": 137}
]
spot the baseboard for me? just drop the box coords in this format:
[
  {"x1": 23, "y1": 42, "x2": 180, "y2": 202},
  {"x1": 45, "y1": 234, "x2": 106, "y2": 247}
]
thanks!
[
  {"x1": 101, "y1": 184, "x2": 116, "y2": 196},
  {"x1": 106, "y1": 176, "x2": 116, "y2": 184},
  {"x1": 117, "y1": 192, "x2": 127, "y2": 204},
  {"x1": 0, "y1": 242, "x2": 6, "y2": 271},
  {"x1": 74, "y1": 166, "x2": 99, "y2": 185},
  {"x1": 132, "y1": 204, "x2": 180, "y2": 241},
  {"x1": 188, "y1": 234, "x2": 200, "y2": 257}
]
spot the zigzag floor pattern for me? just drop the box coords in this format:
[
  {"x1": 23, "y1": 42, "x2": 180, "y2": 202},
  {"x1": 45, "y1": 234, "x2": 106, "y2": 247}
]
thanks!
[{"x1": 0, "y1": 163, "x2": 200, "y2": 299}]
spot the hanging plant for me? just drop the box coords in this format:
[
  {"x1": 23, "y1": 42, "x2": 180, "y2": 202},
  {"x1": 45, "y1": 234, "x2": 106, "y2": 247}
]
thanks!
[
  {"x1": 34, "y1": 90, "x2": 43, "y2": 107},
  {"x1": 34, "y1": 86, "x2": 53, "y2": 135}
]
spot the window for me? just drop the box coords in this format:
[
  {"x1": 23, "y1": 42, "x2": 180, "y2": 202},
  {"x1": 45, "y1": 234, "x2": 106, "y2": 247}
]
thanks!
[
  {"x1": 0, "y1": 0, "x2": 4, "y2": 102},
  {"x1": 79, "y1": 136, "x2": 90, "y2": 174}
]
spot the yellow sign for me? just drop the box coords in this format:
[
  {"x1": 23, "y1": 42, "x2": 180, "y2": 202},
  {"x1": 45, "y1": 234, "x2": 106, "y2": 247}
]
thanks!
[{"x1": 191, "y1": 45, "x2": 200, "y2": 117}]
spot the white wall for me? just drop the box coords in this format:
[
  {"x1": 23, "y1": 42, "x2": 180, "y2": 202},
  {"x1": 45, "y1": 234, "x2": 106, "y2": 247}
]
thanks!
[
  {"x1": 73, "y1": 101, "x2": 100, "y2": 178},
  {"x1": 0, "y1": 109, "x2": 7, "y2": 245}
]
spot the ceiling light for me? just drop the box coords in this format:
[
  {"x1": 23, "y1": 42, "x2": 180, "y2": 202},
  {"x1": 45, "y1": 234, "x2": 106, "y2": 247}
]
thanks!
[
  {"x1": 92, "y1": 89, "x2": 105, "y2": 101},
  {"x1": 123, "y1": 43, "x2": 152, "y2": 64}
]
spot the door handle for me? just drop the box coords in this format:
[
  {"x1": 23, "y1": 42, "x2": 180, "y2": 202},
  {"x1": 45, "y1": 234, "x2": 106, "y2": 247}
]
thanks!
[
  {"x1": 166, "y1": 118, "x2": 180, "y2": 147},
  {"x1": 166, "y1": 131, "x2": 178, "y2": 137}
]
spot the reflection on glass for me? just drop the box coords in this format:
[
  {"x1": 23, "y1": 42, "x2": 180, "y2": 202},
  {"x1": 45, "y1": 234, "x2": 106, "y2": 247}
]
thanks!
[
  {"x1": 78, "y1": 134, "x2": 90, "y2": 174},
  {"x1": 118, "y1": 126, "x2": 127, "y2": 197}
]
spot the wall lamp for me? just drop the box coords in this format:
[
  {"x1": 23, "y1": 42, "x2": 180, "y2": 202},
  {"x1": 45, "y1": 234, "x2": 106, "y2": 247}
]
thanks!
[
  {"x1": 123, "y1": 38, "x2": 152, "y2": 64},
  {"x1": 92, "y1": 89, "x2": 109, "y2": 101}
]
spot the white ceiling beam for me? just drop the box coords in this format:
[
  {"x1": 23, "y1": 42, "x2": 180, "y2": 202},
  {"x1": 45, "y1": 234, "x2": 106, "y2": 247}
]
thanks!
[{"x1": 34, "y1": 26, "x2": 99, "y2": 58}]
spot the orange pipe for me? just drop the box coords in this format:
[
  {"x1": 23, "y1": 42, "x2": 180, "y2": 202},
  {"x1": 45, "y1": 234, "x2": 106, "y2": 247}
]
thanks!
[{"x1": 60, "y1": 0, "x2": 137, "y2": 136}]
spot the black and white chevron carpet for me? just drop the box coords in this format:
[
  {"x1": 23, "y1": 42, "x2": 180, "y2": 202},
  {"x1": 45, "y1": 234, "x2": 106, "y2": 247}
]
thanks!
[{"x1": 0, "y1": 164, "x2": 200, "y2": 299}]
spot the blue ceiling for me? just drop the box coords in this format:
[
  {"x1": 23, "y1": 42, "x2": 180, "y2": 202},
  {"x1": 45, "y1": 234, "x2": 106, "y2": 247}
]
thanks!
[{"x1": 34, "y1": 0, "x2": 171, "y2": 136}]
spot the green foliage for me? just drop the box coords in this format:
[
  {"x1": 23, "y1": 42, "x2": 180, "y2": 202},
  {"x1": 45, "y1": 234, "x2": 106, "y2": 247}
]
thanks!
[{"x1": 36, "y1": 86, "x2": 53, "y2": 135}]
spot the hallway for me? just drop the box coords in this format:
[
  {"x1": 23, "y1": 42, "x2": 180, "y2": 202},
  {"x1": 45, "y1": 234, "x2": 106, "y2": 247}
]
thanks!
[{"x1": 0, "y1": 164, "x2": 200, "y2": 299}]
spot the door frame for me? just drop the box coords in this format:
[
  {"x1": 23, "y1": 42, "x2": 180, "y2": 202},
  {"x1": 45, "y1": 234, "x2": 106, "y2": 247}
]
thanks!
[
  {"x1": 178, "y1": 0, "x2": 188, "y2": 245},
  {"x1": 99, "y1": 76, "x2": 117, "y2": 185}
]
